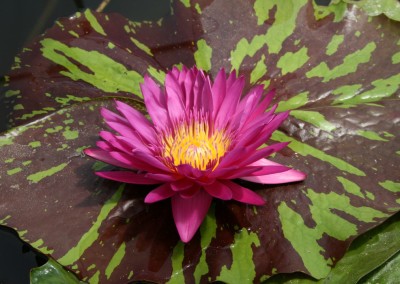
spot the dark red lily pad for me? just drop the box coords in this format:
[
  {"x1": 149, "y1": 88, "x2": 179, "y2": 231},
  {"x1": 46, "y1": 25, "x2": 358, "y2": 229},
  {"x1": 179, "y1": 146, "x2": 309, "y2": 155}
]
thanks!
[{"x1": 1, "y1": 0, "x2": 399, "y2": 283}]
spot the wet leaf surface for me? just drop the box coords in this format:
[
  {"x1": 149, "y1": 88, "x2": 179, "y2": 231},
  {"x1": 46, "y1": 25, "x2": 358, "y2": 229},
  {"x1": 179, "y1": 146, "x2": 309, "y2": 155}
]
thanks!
[{"x1": 0, "y1": 0, "x2": 399, "y2": 283}]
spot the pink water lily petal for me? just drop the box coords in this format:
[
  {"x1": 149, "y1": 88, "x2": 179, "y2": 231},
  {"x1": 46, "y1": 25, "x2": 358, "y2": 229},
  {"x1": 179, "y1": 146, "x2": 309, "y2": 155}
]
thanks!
[
  {"x1": 215, "y1": 76, "x2": 245, "y2": 129},
  {"x1": 96, "y1": 140, "x2": 113, "y2": 151},
  {"x1": 116, "y1": 136, "x2": 153, "y2": 154},
  {"x1": 172, "y1": 190, "x2": 212, "y2": 242},
  {"x1": 84, "y1": 148, "x2": 136, "y2": 170},
  {"x1": 245, "y1": 89, "x2": 276, "y2": 124},
  {"x1": 145, "y1": 173, "x2": 178, "y2": 182},
  {"x1": 165, "y1": 72, "x2": 186, "y2": 122},
  {"x1": 215, "y1": 146, "x2": 251, "y2": 170},
  {"x1": 107, "y1": 151, "x2": 164, "y2": 173},
  {"x1": 182, "y1": 68, "x2": 197, "y2": 110},
  {"x1": 240, "y1": 158, "x2": 306, "y2": 184},
  {"x1": 115, "y1": 101, "x2": 157, "y2": 144},
  {"x1": 141, "y1": 75, "x2": 170, "y2": 128},
  {"x1": 100, "y1": 107, "x2": 128, "y2": 125},
  {"x1": 106, "y1": 121, "x2": 142, "y2": 142},
  {"x1": 222, "y1": 180, "x2": 266, "y2": 205},
  {"x1": 195, "y1": 71, "x2": 213, "y2": 113},
  {"x1": 235, "y1": 85, "x2": 264, "y2": 129},
  {"x1": 247, "y1": 165, "x2": 290, "y2": 176},
  {"x1": 96, "y1": 171, "x2": 162, "y2": 184},
  {"x1": 99, "y1": 131, "x2": 134, "y2": 154},
  {"x1": 179, "y1": 184, "x2": 201, "y2": 199},
  {"x1": 144, "y1": 183, "x2": 175, "y2": 203},
  {"x1": 238, "y1": 142, "x2": 289, "y2": 167},
  {"x1": 241, "y1": 104, "x2": 278, "y2": 133},
  {"x1": 204, "y1": 181, "x2": 233, "y2": 200},
  {"x1": 171, "y1": 179, "x2": 194, "y2": 191},
  {"x1": 210, "y1": 166, "x2": 262, "y2": 179},
  {"x1": 211, "y1": 68, "x2": 227, "y2": 118}
]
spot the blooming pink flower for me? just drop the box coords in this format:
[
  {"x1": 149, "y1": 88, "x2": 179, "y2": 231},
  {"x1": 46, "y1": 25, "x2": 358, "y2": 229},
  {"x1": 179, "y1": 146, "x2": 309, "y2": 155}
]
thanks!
[{"x1": 84, "y1": 66, "x2": 306, "y2": 242}]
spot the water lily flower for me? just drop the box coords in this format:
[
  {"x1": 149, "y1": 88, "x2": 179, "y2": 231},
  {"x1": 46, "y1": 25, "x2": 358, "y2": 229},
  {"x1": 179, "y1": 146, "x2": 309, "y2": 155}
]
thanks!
[{"x1": 84, "y1": 66, "x2": 306, "y2": 242}]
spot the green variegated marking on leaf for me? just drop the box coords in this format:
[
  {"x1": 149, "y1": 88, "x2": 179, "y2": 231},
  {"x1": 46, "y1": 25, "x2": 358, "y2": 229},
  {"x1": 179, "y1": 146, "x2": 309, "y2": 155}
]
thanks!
[
  {"x1": 278, "y1": 201, "x2": 330, "y2": 278},
  {"x1": 166, "y1": 242, "x2": 185, "y2": 284},
  {"x1": 55, "y1": 95, "x2": 91, "y2": 107},
  {"x1": 195, "y1": 3, "x2": 202, "y2": 14},
  {"x1": 84, "y1": 10, "x2": 106, "y2": 36},
  {"x1": 193, "y1": 205, "x2": 217, "y2": 283},
  {"x1": 63, "y1": 127, "x2": 79, "y2": 140},
  {"x1": 194, "y1": 39, "x2": 212, "y2": 72},
  {"x1": 306, "y1": 42, "x2": 376, "y2": 82},
  {"x1": 279, "y1": 188, "x2": 388, "y2": 279},
  {"x1": 0, "y1": 134, "x2": 14, "y2": 147},
  {"x1": 7, "y1": 167, "x2": 22, "y2": 175},
  {"x1": 5, "y1": 158, "x2": 14, "y2": 163},
  {"x1": 337, "y1": 73, "x2": 400, "y2": 105},
  {"x1": 290, "y1": 110, "x2": 337, "y2": 132},
  {"x1": 147, "y1": 66, "x2": 166, "y2": 84},
  {"x1": 40, "y1": 38, "x2": 143, "y2": 95},
  {"x1": 107, "y1": 42, "x2": 115, "y2": 49},
  {"x1": 272, "y1": 130, "x2": 366, "y2": 176},
  {"x1": 277, "y1": 47, "x2": 309, "y2": 75},
  {"x1": 130, "y1": 37, "x2": 153, "y2": 56},
  {"x1": 276, "y1": 92, "x2": 309, "y2": 112},
  {"x1": 128, "y1": 271, "x2": 134, "y2": 279},
  {"x1": 88, "y1": 271, "x2": 100, "y2": 284},
  {"x1": 13, "y1": 104, "x2": 24, "y2": 110},
  {"x1": 392, "y1": 52, "x2": 400, "y2": 64},
  {"x1": 58, "y1": 185, "x2": 124, "y2": 265},
  {"x1": 307, "y1": 189, "x2": 388, "y2": 229},
  {"x1": 217, "y1": 229, "x2": 260, "y2": 283},
  {"x1": 250, "y1": 55, "x2": 267, "y2": 84},
  {"x1": 30, "y1": 239, "x2": 54, "y2": 254},
  {"x1": 383, "y1": 131, "x2": 395, "y2": 138},
  {"x1": 357, "y1": 130, "x2": 389, "y2": 141},
  {"x1": 366, "y1": 191, "x2": 375, "y2": 200},
  {"x1": 87, "y1": 264, "x2": 96, "y2": 271},
  {"x1": 27, "y1": 163, "x2": 69, "y2": 183},
  {"x1": 0, "y1": 215, "x2": 11, "y2": 225},
  {"x1": 17, "y1": 107, "x2": 56, "y2": 121},
  {"x1": 331, "y1": 84, "x2": 362, "y2": 104},
  {"x1": 22, "y1": 160, "x2": 32, "y2": 166},
  {"x1": 326, "y1": 34, "x2": 344, "y2": 55},
  {"x1": 379, "y1": 181, "x2": 400, "y2": 193},
  {"x1": 337, "y1": 176, "x2": 364, "y2": 198},
  {"x1": 5, "y1": 90, "x2": 20, "y2": 98},
  {"x1": 69, "y1": 30, "x2": 79, "y2": 38},
  {"x1": 46, "y1": 126, "x2": 63, "y2": 134},
  {"x1": 105, "y1": 242, "x2": 126, "y2": 279},
  {"x1": 231, "y1": 0, "x2": 307, "y2": 70},
  {"x1": 312, "y1": 0, "x2": 347, "y2": 22},
  {"x1": 180, "y1": 0, "x2": 190, "y2": 8}
]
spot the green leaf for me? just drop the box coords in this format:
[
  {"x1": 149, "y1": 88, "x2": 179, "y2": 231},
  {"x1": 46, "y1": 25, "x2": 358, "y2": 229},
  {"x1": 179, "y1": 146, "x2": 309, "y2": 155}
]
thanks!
[
  {"x1": 361, "y1": 251, "x2": 400, "y2": 283},
  {"x1": 30, "y1": 258, "x2": 84, "y2": 284},
  {"x1": 330, "y1": 0, "x2": 400, "y2": 21},
  {"x1": 265, "y1": 212, "x2": 400, "y2": 283}
]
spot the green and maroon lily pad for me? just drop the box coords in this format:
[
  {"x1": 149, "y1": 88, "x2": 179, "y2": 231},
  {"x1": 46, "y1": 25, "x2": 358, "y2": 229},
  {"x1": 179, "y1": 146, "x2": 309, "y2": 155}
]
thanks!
[{"x1": 1, "y1": 0, "x2": 399, "y2": 283}]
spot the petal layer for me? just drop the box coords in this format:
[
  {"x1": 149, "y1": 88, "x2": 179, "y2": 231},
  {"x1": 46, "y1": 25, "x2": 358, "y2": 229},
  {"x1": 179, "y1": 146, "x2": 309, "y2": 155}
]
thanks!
[{"x1": 171, "y1": 190, "x2": 212, "y2": 242}]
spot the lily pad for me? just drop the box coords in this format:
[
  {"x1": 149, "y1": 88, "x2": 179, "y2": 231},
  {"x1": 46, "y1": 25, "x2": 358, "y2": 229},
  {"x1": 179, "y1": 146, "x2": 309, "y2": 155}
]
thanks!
[{"x1": 0, "y1": 0, "x2": 399, "y2": 283}]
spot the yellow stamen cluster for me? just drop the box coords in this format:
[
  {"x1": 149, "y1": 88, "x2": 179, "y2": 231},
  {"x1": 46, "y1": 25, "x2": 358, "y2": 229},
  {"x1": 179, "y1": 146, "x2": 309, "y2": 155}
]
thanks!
[{"x1": 162, "y1": 121, "x2": 230, "y2": 171}]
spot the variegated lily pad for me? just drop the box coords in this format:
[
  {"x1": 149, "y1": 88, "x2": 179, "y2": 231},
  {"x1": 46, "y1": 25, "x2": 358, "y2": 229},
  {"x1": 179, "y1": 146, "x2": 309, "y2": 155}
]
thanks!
[{"x1": 0, "y1": 0, "x2": 399, "y2": 283}]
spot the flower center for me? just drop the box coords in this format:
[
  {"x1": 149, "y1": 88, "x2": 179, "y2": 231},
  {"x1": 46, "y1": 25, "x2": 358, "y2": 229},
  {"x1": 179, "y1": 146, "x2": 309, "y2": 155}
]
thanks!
[{"x1": 162, "y1": 121, "x2": 230, "y2": 170}]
